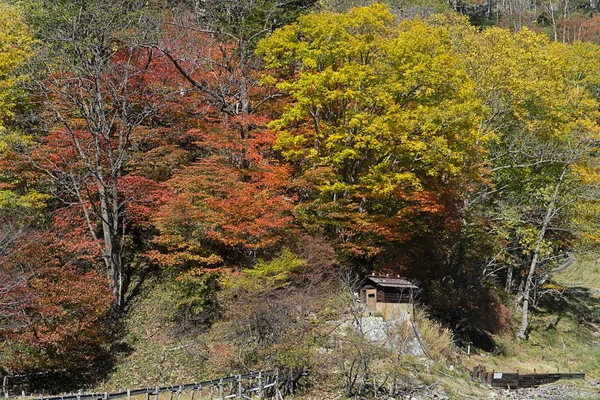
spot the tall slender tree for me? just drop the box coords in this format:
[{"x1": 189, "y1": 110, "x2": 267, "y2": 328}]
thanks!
[{"x1": 19, "y1": 0, "x2": 168, "y2": 307}]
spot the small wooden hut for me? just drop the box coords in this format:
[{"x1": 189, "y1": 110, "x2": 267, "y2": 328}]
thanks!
[{"x1": 360, "y1": 275, "x2": 418, "y2": 321}]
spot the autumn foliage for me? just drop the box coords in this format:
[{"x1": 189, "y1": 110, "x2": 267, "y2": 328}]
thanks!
[
  {"x1": 151, "y1": 127, "x2": 295, "y2": 273},
  {"x1": 6, "y1": 0, "x2": 600, "y2": 384},
  {"x1": 0, "y1": 231, "x2": 111, "y2": 373}
]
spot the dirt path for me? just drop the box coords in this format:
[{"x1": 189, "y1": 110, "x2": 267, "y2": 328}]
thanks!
[{"x1": 551, "y1": 252, "x2": 575, "y2": 274}]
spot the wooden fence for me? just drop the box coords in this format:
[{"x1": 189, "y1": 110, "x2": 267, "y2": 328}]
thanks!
[
  {"x1": 472, "y1": 365, "x2": 585, "y2": 389},
  {"x1": 4, "y1": 370, "x2": 304, "y2": 400}
]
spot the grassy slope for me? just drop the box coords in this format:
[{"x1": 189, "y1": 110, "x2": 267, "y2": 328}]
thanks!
[
  {"x1": 95, "y1": 276, "x2": 493, "y2": 398},
  {"x1": 96, "y1": 278, "x2": 211, "y2": 391},
  {"x1": 465, "y1": 254, "x2": 600, "y2": 382},
  {"x1": 556, "y1": 253, "x2": 600, "y2": 289}
]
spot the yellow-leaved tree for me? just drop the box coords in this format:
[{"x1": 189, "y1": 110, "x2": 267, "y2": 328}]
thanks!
[
  {"x1": 440, "y1": 16, "x2": 600, "y2": 339},
  {"x1": 0, "y1": 1, "x2": 32, "y2": 142},
  {"x1": 0, "y1": 1, "x2": 45, "y2": 210},
  {"x1": 257, "y1": 4, "x2": 488, "y2": 258}
]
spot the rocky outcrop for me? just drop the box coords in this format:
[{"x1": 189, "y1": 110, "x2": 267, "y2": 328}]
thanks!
[{"x1": 346, "y1": 315, "x2": 427, "y2": 357}]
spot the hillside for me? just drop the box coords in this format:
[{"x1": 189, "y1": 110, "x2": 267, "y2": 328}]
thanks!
[
  {"x1": 89, "y1": 265, "x2": 600, "y2": 399},
  {"x1": 4, "y1": 1, "x2": 600, "y2": 399},
  {"x1": 83, "y1": 255, "x2": 600, "y2": 399}
]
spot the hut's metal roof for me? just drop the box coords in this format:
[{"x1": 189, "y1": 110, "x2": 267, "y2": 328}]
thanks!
[
  {"x1": 363, "y1": 276, "x2": 418, "y2": 289},
  {"x1": 361, "y1": 284, "x2": 376, "y2": 290}
]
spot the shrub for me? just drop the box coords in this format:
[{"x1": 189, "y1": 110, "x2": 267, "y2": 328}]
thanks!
[
  {"x1": 168, "y1": 267, "x2": 220, "y2": 327},
  {"x1": 494, "y1": 335, "x2": 516, "y2": 356},
  {"x1": 244, "y1": 248, "x2": 305, "y2": 288}
]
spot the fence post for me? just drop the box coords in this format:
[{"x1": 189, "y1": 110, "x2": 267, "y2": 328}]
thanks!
[
  {"x1": 127, "y1": 389, "x2": 131, "y2": 400},
  {"x1": 219, "y1": 379, "x2": 223, "y2": 400},
  {"x1": 237, "y1": 375, "x2": 242, "y2": 399},
  {"x1": 155, "y1": 386, "x2": 159, "y2": 400},
  {"x1": 177, "y1": 386, "x2": 182, "y2": 400},
  {"x1": 258, "y1": 372, "x2": 263, "y2": 400},
  {"x1": 467, "y1": 342, "x2": 471, "y2": 359},
  {"x1": 3, "y1": 376, "x2": 7, "y2": 399}
]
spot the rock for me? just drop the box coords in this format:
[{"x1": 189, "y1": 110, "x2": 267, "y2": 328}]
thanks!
[
  {"x1": 338, "y1": 316, "x2": 426, "y2": 356},
  {"x1": 359, "y1": 316, "x2": 389, "y2": 342}
]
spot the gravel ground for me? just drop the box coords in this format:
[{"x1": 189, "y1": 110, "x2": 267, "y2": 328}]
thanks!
[
  {"x1": 488, "y1": 382, "x2": 600, "y2": 400},
  {"x1": 288, "y1": 380, "x2": 600, "y2": 399}
]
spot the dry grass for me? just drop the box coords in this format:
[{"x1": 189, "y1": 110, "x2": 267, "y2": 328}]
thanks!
[
  {"x1": 420, "y1": 372, "x2": 491, "y2": 400},
  {"x1": 450, "y1": 252, "x2": 600, "y2": 383},
  {"x1": 94, "y1": 280, "x2": 212, "y2": 392},
  {"x1": 464, "y1": 289, "x2": 600, "y2": 379},
  {"x1": 464, "y1": 316, "x2": 600, "y2": 380},
  {"x1": 126, "y1": 388, "x2": 242, "y2": 400},
  {"x1": 414, "y1": 308, "x2": 455, "y2": 363},
  {"x1": 90, "y1": 255, "x2": 600, "y2": 399},
  {"x1": 555, "y1": 253, "x2": 600, "y2": 290}
]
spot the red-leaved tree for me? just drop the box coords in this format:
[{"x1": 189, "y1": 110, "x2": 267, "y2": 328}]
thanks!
[{"x1": 0, "y1": 230, "x2": 112, "y2": 374}]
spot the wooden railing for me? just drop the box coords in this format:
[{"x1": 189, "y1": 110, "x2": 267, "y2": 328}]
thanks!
[
  {"x1": 5, "y1": 370, "x2": 304, "y2": 400},
  {"x1": 472, "y1": 364, "x2": 585, "y2": 389}
]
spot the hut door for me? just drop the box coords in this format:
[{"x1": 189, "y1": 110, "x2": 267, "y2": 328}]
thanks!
[{"x1": 366, "y1": 289, "x2": 377, "y2": 312}]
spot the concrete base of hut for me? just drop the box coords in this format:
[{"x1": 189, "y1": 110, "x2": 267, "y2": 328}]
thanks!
[{"x1": 366, "y1": 302, "x2": 414, "y2": 321}]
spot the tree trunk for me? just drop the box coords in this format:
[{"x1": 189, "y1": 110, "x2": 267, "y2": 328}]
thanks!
[
  {"x1": 238, "y1": 41, "x2": 251, "y2": 140},
  {"x1": 98, "y1": 180, "x2": 123, "y2": 307},
  {"x1": 562, "y1": 0, "x2": 569, "y2": 43},
  {"x1": 516, "y1": 164, "x2": 568, "y2": 339},
  {"x1": 505, "y1": 265, "x2": 513, "y2": 295}
]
